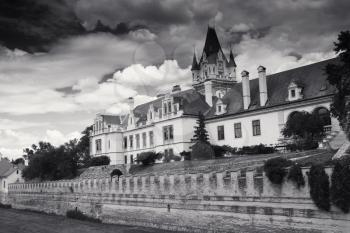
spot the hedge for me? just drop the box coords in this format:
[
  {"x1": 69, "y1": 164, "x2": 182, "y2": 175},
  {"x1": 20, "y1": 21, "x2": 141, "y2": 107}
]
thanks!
[
  {"x1": 287, "y1": 164, "x2": 305, "y2": 189},
  {"x1": 330, "y1": 161, "x2": 350, "y2": 213}
]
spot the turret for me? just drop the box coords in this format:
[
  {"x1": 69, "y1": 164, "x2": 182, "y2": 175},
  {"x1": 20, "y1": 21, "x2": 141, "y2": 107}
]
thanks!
[
  {"x1": 191, "y1": 51, "x2": 200, "y2": 83},
  {"x1": 227, "y1": 49, "x2": 237, "y2": 80}
]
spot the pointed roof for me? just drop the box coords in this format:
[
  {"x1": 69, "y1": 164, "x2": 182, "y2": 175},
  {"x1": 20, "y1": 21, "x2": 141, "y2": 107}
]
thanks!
[
  {"x1": 203, "y1": 26, "x2": 222, "y2": 57},
  {"x1": 191, "y1": 52, "x2": 200, "y2": 71},
  {"x1": 227, "y1": 49, "x2": 237, "y2": 67}
]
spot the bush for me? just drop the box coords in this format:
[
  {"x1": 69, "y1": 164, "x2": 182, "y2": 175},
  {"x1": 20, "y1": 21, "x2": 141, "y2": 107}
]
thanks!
[
  {"x1": 237, "y1": 144, "x2": 275, "y2": 155},
  {"x1": 286, "y1": 140, "x2": 319, "y2": 152},
  {"x1": 110, "y1": 169, "x2": 123, "y2": 178},
  {"x1": 308, "y1": 164, "x2": 330, "y2": 211},
  {"x1": 88, "y1": 156, "x2": 110, "y2": 167},
  {"x1": 191, "y1": 142, "x2": 215, "y2": 160},
  {"x1": 264, "y1": 157, "x2": 293, "y2": 185},
  {"x1": 163, "y1": 154, "x2": 181, "y2": 163},
  {"x1": 330, "y1": 161, "x2": 350, "y2": 213},
  {"x1": 212, "y1": 145, "x2": 226, "y2": 158},
  {"x1": 136, "y1": 151, "x2": 162, "y2": 165},
  {"x1": 66, "y1": 209, "x2": 101, "y2": 223},
  {"x1": 180, "y1": 151, "x2": 191, "y2": 161},
  {"x1": 0, "y1": 203, "x2": 11, "y2": 209},
  {"x1": 287, "y1": 164, "x2": 305, "y2": 189}
]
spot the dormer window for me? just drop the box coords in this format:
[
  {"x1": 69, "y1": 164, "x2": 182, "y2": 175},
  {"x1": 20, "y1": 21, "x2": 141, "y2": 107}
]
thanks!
[
  {"x1": 215, "y1": 99, "x2": 227, "y2": 115},
  {"x1": 287, "y1": 80, "x2": 303, "y2": 101}
]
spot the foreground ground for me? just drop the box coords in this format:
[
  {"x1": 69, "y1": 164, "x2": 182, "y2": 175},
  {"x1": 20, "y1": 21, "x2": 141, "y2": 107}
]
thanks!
[{"x1": 0, "y1": 208, "x2": 321, "y2": 233}]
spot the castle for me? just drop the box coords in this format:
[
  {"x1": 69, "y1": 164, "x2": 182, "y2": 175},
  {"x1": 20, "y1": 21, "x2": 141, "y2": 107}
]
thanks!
[{"x1": 89, "y1": 26, "x2": 339, "y2": 165}]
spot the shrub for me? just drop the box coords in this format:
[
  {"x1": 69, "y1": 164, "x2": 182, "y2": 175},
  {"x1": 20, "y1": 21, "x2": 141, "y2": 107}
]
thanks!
[
  {"x1": 180, "y1": 151, "x2": 191, "y2": 161},
  {"x1": 237, "y1": 144, "x2": 275, "y2": 155},
  {"x1": 66, "y1": 209, "x2": 101, "y2": 223},
  {"x1": 212, "y1": 145, "x2": 227, "y2": 158},
  {"x1": 88, "y1": 156, "x2": 110, "y2": 167},
  {"x1": 308, "y1": 164, "x2": 330, "y2": 211},
  {"x1": 330, "y1": 161, "x2": 350, "y2": 213},
  {"x1": 163, "y1": 154, "x2": 181, "y2": 163},
  {"x1": 264, "y1": 157, "x2": 293, "y2": 185},
  {"x1": 0, "y1": 203, "x2": 11, "y2": 209},
  {"x1": 191, "y1": 142, "x2": 215, "y2": 160},
  {"x1": 110, "y1": 169, "x2": 123, "y2": 178},
  {"x1": 287, "y1": 164, "x2": 305, "y2": 189},
  {"x1": 136, "y1": 151, "x2": 162, "y2": 165}
]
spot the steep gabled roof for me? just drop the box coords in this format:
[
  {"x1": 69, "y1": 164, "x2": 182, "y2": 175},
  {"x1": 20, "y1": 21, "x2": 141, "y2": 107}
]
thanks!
[
  {"x1": 205, "y1": 57, "x2": 338, "y2": 119},
  {"x1": 0, "y1": 159, "x2": 20, "y2": 178},
  {"x1": 191, "y1": 52, "x2": 200, "y2": 71},
  {"x1": 227, "y1": 49, "x2": 237, "y2": 67}
]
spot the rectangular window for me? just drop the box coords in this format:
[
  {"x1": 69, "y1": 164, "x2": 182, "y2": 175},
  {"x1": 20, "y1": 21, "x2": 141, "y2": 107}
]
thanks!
[
  {"x1": 130, "y1": 155, "x2": 134, "y2": 164},
  {"x1": 163, "y1": 125, "x2": 174, "y2": 142},
  {"x1": 136, "y1": 134, "x2": 140, "y2": 149},
  {"x1": 149, "y1": 131, "x2": 154, "y2": 147},
  {"x1": 174, "y1": 104, "x2": 178, "y2": 114},
  {"x1": 108, "y1": 140, "x2": 110, "y2": 150},
  {"x1": 291, "y1": 89, "x2": 296, "y2": 97},
  {"x1": 129, "y1": 135, "x2": 133, "y2": 149},
  {"x1": 163, "y1": 103, "x2": 167, "y2": 114},
  {"x1": 124, "y1": 155, "x2": 127, "y2": 164},
  {"x1": 123, "y1": 137, "x2": 127, "y2": 149},
  {"x1": 164, "y1": 149, "x2": 168, "y2": 157},
  {"x1": 234, "y1": 123, "x2": 242, "y2": 138},
  {"x1": 168, "y1": 101, "x2": 172, "y2": 113},
  {"x1": 169, "y1": 148, "x2": 174, "y2": 156},
  {"x1": 217, "y1": 125, "x2": 225, "y2": 140},
  {"x1": 142, "y1": 132, "x2": 147, "y2": 148},
  {"x1": 95, "y1": 139, "x2": 102, "y2": 153},
  {"x1": 252, "y1": 120, "x2": 261, "y2": 136}
]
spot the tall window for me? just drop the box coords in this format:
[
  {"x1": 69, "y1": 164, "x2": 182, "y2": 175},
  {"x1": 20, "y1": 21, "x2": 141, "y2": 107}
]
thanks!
[
  {"x1": 217, "y1": 125, "x2": 225, "y2": 140},
  {"x1": 129, "y1": 135, "x2": 133, "y2": 149},
  {"x1": 95, "y1": 139, "x2": 102, "y2": 153},
  {"x1": 252, "y1": 120, "x2": 261, "y2": 136},
  {"x1": 168, "y1": 102, "x2": 172, "y2": 113},
  {"x1": 123, "y1": 137, "x2": 127, "y2": 149},
  {"x1": 149, "y1": 131, "x2": 154, "y2": 147},
  {"x1": 142, "y1": 132, "x2": 147, "y2": 148},
  {"x1": 234, "y1": 123, "x2": 242, "y2": 138},
  {"x1": 130, "y1": 155, "x2": 134, "y2": 164},
  {"x1": 124, "y1": 155, "x2": 127, "y2": 164},
  {"x1": 136, "y1": 134, "x2": 140, "y2": 149},
  {"x1": 163, "y1": 125, "x2": 174, "y2": 142},
  {"x1": 291, "y1": 89, "x2": 296, "y2": 98}
]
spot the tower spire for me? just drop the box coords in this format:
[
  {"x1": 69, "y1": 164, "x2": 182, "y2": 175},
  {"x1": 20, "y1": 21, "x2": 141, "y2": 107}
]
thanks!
[
  {"x1": 227, "y1": 46, "x2": 237, "y2": 68},
  {"x1": 191, "y1": 48, "x2": 199, "y2": 71}
]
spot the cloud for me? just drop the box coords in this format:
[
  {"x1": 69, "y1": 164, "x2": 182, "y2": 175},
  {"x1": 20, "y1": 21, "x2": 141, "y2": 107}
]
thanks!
[{"x1": 0, "y1": 119, "x2": 48, "y2": 130}]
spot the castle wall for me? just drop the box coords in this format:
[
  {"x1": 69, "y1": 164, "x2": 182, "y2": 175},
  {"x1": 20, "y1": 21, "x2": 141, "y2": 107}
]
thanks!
[{"x1": 7, "y1": 166, "x2": 350, "y2": 232}]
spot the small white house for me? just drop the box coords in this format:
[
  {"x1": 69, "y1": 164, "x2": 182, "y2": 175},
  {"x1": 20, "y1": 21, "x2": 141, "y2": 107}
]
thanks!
[{"x1": 0, "y1": 159, "x2": 24, "y2": 195}]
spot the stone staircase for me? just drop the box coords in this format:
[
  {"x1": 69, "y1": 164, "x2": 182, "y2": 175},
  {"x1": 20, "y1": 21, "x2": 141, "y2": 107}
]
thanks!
[{"x1": 320, "y1": 128, "x2": 350, "y2": 160}]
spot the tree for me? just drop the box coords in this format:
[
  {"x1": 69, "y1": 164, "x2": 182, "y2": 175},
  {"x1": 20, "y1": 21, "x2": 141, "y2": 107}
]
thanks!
[
  {"x1": 76, "y1": 125, "x2": 93, "y2": 167},
  {"x1": 330, "y1": 160, "x2": 350, "y2": 213},
  {"x1": 192, "y1": 112, "x2": 209, "y2": 143},
  {"x1": 12, "y1": 158, "x2": 25, "y2": 165},
  {"x1": 326, "y1": 31, "x2": 350, "y2": 139},
  {"x1": 282, "y1": 111, "x2": 324, "y2": 148},
  {"x1": 308, "y1": 164, "x2": 330, "y2": 211},
  {"x1": 191, "y1": 141, "x2": 215, "y2": 160},
  {"x1": 264, "y1": 157, "x2": 293, "y2": 185}
]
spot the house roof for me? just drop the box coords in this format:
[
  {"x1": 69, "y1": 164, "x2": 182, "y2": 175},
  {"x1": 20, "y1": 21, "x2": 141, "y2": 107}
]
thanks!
[
  {"x1": 0, "y1": 159, "x2": 21, "y2": 178},
  {"x1": 205, "y1": 57, "x2": 338, "y2": 119}
]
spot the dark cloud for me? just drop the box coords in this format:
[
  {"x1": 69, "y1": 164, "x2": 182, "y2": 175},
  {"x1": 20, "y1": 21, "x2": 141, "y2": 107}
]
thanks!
[{"x1": 0, "y1": 0, "x2": 85, "y2": 52}]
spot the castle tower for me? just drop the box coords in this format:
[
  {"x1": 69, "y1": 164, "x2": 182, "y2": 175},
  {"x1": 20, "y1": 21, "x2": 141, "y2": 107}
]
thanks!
[{"x1": 192, "y1": 26, "x2": 237, "y2": 104}]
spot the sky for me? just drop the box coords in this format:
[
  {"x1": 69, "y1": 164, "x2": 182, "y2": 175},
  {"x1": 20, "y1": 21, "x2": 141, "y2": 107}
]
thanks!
[{"x1": 0, "y1": 0, "x2": 349, "y2": 159}]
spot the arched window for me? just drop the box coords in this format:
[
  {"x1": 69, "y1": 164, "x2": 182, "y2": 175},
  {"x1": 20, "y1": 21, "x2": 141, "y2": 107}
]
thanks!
[{"x1": 313, "y1": 107, "x2": 331, "y2": 126}]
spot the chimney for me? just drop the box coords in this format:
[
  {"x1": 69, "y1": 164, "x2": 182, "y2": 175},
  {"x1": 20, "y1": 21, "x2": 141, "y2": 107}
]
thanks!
[
  {"x1": 204, "y1": 80, "x2": 213, "y2": 107},
  {"x1": 241, "y1": 70, "x2": 250, "y2": 110},
  {"x1": 127, "y1": 97, "x2": 134, "y2": 111},
  {"x1": 172, "y1": 85, "x2": 181, "y2": 93},
  {"x1": 258, "y1": 66, "x2": 267, "y2": 106}
]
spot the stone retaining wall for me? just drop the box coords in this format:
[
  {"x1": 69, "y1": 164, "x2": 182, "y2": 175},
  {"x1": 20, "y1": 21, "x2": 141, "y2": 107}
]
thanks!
[{"x1": 7, "y1": 167, "x2": 350, "y2": 232}]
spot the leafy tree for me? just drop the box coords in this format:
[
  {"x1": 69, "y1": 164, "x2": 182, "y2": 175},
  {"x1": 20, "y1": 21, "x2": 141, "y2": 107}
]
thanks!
[
  {"x1": 326, "y1": 31, "x2": 350, "y2": 140},
  {"x1": 330, "y1": 160, "x2": 350, "y2": 213},
  {"x1": 308, "y1": 164, "x2": 330, "y2": 211},
  {"x1": 192, "y1": 112, "x2": 209, "y2": 143},
  {"x1": 77, "y1": 125, "x2": 93, "y2": 167},
  {"x1": 180, "y1": 151, "x2": 191, "y2": 161},
  {"x1": 88, "y1": 156, "x2": 110, "y2": 167},
  {"x1": 282, "y1": 111, "x2": 324, "y2": 147},
  {"x1": 12, "y1": 158, "x2": 25, "y2": 165}
]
